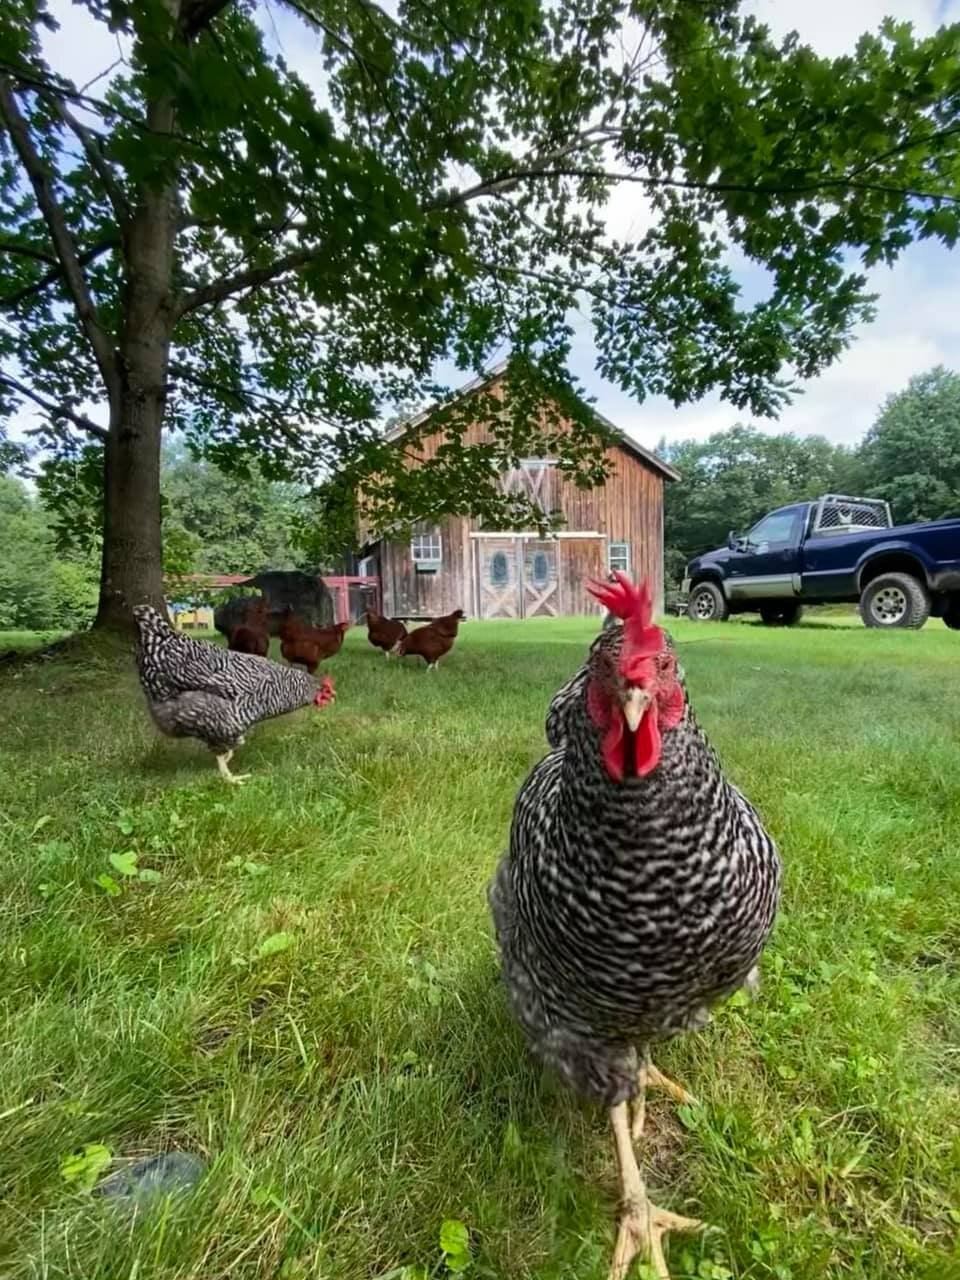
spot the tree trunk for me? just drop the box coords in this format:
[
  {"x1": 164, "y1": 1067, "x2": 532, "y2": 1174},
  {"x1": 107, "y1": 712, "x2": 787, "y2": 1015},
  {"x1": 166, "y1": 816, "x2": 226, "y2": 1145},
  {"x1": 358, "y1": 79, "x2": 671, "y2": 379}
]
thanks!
[
  {"x1": 94, "y1": 396, "x2": 166, "y2": 629},
  {"x1": 92, "y1": 76, "x2": 179, "y2": 631}
]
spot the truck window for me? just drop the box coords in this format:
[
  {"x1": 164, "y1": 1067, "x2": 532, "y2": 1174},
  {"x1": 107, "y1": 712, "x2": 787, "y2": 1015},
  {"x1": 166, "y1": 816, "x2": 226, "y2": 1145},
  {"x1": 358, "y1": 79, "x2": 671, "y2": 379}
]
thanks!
[{"x1": 747, "y1": 509, "x2": 802, "y2": 547}]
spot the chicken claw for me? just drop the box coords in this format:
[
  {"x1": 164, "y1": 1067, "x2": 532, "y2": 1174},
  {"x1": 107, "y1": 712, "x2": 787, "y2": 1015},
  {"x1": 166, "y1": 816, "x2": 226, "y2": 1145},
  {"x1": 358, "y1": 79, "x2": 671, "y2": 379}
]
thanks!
[
  {"x1": 216, "y1": 751, "x2": 250, "y2": 785},
  {"x1": 609, "y1": 1198, "x2": 703, "y2": 1280},
  {"x1": 609, "y1": 1101, "x2": 702, "y2": 1280}
]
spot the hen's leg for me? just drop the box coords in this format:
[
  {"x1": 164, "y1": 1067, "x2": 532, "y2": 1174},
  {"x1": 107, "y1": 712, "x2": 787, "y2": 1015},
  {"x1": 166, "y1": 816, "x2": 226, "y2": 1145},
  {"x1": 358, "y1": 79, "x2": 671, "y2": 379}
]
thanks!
[
  {"x1": 632, "y1": 1050, "x2": 697, "y2": 1142},
  {"x1": 608, "y1": 1101, "x2": 701, "y2": 1280},
  {"x1": 216, "y1": 750, "x2": 250, "y2": 785}
]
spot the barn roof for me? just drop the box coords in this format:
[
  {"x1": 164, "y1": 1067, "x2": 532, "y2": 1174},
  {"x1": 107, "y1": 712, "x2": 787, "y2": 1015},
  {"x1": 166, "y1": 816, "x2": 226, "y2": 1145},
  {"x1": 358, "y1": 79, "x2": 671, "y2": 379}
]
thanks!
[{"x1": 384, "y1": 361, "x2": 680, "y2": 482}]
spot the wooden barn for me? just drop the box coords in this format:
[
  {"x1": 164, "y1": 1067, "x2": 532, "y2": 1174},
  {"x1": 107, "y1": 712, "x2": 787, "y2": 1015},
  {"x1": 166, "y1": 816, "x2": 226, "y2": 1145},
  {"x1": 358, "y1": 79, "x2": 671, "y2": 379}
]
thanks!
[{"x1": 357, "y1": 367, "x2": 679, "y2": 621}]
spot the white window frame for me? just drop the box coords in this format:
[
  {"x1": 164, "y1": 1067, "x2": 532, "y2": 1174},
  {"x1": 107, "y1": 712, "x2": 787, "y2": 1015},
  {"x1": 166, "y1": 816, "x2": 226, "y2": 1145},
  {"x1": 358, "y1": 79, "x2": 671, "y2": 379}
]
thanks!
[
  {"x1": 608, "y1": 541, "x2": 630, "y2": 573},
  {"x1": 411, "y1": 530, "x2": 442, "y2": 567}
]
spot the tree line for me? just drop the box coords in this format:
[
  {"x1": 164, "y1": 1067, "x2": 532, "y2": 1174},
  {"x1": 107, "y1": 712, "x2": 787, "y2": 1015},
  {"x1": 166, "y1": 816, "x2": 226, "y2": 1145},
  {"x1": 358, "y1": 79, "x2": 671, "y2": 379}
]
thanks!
[
  {"x1": 0, "y1": 446, "x2": 305, "y2": 631},
  {"x1": 3, "y1": 364, "x2": 959, "y2": 630},
  {"x1": 662, "y1": 366, "x2": 960, "y2": 583}
]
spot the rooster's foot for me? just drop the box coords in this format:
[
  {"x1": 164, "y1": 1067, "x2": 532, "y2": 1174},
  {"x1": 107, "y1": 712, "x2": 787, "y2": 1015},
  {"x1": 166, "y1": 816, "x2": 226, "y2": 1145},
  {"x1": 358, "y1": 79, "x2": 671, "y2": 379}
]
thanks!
[
  {"x1": 631, "y1": 1056, "x2": 698, "y2": 1142},
  {"x1": 216, "y1": 751, "x2": 250, "y2": 785},
  {"x1": 609, "y1": 1101, "x2": 702, "y2": 1280},
  {"x1": 609, "y1": 1197, "x2": 703, "y2": 1280}
]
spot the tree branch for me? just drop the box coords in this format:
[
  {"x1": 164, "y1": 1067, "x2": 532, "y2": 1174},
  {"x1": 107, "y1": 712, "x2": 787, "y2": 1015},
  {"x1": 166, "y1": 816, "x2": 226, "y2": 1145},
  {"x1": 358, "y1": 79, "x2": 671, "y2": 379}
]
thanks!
[
  {"x1": 0, "y1": 235, "x2": 120, "y2": 310},
  {"x1": 449, "y1": 159, "x2": 960, "y2": 208},
  {"x1": 175, "y1": 246, "x2": 320, "y2": 316},
  {"x1": 50, "y1": 97, "x2": 130, "y2": 226},
  {"x1": 0, "y1": 240, "x2": 57, "y2": 266},
  {"x1": 178, "y1": 0, "x2": 235, "y2": 39},
  {"x1": 0, "y1": 79, "x2": 118, "y2": 391},
  {"x1": 0, "y1": 372, "x2": 109, "y2": 439}
]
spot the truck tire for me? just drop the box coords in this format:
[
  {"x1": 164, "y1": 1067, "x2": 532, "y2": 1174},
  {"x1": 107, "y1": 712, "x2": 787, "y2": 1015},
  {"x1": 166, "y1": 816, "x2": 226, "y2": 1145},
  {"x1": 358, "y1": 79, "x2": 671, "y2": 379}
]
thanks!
[
  {"x1": 687, "y1": 581, "x2": 729, "y2": 622},
  {"x1": 859, "y1": 572, "x2": 931, "y2": 630},
  {"x1": 759, "y1": 601, "x2": 804, "y2": 627},
  {"x1": 942, "y1": 598, "x2": 960, "y2": 631}
]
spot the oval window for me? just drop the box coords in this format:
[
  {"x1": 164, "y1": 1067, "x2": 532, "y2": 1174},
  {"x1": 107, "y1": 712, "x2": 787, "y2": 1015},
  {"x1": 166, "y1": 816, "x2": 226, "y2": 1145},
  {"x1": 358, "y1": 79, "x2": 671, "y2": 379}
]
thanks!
[
  {"x1": 531, "y1": 551, "x2": 549, "y2": 587},
  {"x1": 490, "y1": 551, "x2": 509, "y2": 586}
]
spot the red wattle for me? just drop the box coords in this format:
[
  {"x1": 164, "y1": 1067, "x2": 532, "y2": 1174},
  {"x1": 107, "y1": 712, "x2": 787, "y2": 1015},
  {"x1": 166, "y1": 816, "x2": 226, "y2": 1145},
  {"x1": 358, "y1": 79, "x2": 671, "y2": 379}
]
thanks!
[
  {"x1": 635, "y1": 709, "x2": 661, "y2": 776},
  {"x1": 602, "y1": 718, "x2": 625, "y2": 783}
]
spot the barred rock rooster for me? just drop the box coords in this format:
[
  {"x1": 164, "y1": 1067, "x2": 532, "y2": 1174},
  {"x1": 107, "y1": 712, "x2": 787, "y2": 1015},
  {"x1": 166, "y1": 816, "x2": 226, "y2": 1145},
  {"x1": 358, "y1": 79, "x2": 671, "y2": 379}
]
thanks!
[
  {"x1": 489, "y1": 574, "x2": 780, "y2": 1279},
  {"x1": 133, "y1": 606, "x2": 335, "y2": 784}
]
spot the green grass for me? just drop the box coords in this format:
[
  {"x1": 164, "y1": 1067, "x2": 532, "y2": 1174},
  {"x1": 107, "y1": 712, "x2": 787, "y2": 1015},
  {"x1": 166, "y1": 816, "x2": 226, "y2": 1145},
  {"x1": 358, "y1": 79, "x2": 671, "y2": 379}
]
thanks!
[
  {"x1": 0, "y1": 628, "x2": 69, "y2": 654},
  {"x1": 1, "y1": 619, "x2": 959, "y2": 1280}
]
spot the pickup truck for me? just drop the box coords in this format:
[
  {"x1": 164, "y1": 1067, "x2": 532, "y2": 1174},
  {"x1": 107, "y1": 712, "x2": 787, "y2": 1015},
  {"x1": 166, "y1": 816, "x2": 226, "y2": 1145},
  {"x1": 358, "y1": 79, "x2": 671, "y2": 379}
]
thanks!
[{"x1": 682, "y1": 495, "x2": 960, "y2": 629}]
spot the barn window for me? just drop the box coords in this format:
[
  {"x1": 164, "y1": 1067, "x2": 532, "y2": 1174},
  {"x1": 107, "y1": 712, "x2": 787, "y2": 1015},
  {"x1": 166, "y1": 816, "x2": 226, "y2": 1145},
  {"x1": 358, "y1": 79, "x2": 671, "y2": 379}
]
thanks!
[
  {"x1": 411, "y1": 530, "x2": 442, "y2": 571},
  {"x1": 608, "y1": 542, "x2": 630, "y2": 573},
  {"x1": 490, "y1": 551, "x2": 509, "y2": 586},
  {"x1": 531, "y1": 551, "x2": 550, "y2": 587}
]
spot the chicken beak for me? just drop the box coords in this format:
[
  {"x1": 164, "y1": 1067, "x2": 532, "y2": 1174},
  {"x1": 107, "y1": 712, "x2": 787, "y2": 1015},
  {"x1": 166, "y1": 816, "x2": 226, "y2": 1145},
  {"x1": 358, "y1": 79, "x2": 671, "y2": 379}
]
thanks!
[{"x1": 622, "y1": 686, "x2": 650, "y2": 732}]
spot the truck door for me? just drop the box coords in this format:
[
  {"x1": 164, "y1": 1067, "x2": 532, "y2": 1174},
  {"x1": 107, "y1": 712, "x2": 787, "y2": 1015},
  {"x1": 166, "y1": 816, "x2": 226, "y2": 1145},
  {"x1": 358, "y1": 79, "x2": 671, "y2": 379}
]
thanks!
[{"x1": 726, "y1": 506, "x2": 804, "y2": 600}]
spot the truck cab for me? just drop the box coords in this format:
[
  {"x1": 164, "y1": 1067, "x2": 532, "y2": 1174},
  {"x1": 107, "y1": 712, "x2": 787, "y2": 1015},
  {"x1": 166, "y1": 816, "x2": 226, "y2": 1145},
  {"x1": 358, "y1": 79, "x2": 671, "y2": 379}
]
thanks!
[{"x1": 682, "y1": 495, "x2": 960, "y2": 629}]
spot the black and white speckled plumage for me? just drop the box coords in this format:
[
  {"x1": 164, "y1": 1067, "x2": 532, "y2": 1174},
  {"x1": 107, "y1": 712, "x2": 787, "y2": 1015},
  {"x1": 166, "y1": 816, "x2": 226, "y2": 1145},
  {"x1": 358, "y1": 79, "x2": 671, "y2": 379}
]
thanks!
[
  {"x1": 490, "y1": 623, "x2": 780, "y2": 1107},
  {"x1": 133, "y1": 606, "x2": 320, "y2": 753}
]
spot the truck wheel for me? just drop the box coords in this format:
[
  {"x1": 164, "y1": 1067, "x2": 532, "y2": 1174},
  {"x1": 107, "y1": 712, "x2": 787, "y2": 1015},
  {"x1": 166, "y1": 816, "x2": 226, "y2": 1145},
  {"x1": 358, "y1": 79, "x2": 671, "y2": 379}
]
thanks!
[
  {"x1": 859, "y1": 573, "x2": 931, "y2": 630},
  {"x1": 687, "y1": 582, "x2": 729, "y2": 622},
  {"x1": 942, "y1": 598, "x2": 960, "y2": 631},
  {"x1": 759, "y1": 602, "x2": 804, "y2": 627}
]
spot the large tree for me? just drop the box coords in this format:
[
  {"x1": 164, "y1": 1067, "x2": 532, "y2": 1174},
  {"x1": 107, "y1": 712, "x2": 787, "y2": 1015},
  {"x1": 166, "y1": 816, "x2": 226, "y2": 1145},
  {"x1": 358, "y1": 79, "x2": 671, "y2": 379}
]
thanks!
[
  {"x1": 859, "y1": 366, "x2": 960, "y2": 523},
  {"x1": 2, "y1": 1, "x2": 960, "y2": 626}
]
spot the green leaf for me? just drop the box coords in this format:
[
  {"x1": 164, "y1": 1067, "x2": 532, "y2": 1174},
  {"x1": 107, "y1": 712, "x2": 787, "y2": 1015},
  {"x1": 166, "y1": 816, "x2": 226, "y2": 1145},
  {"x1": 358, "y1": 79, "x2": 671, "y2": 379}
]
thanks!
[
  {"x1": 60, "y1": 1143, "x2": 111, "y2": 1191},
  {"x1": 109, "y1": 851, "x2": 139, "y2": 877},
  {"x1": 254, "y1": 931, "x2": 295, "y2": 960},
  {"x1": 95, "y1": 873, "x2": 122, "y2": 897},
  {"x1": 137, "y1": 867, "x2": 163, "y2": 883},
  {"x1": 439, "y1": 1220, "x2": 471, "y2": 1269}
]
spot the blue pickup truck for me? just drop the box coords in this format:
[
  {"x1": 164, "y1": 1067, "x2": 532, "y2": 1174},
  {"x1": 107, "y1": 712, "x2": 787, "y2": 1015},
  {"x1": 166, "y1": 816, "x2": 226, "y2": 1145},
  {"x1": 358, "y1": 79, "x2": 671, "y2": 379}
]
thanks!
[{"x1": 682, "y1": 495, "x2": 960, "y2": 629}]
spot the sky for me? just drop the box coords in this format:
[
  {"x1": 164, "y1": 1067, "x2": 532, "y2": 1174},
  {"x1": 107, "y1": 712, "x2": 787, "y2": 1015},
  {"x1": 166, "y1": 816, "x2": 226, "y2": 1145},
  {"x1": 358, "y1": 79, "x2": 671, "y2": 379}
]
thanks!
[{"x1": 12, "y1": 0, "x2": 960, "y2": 458}]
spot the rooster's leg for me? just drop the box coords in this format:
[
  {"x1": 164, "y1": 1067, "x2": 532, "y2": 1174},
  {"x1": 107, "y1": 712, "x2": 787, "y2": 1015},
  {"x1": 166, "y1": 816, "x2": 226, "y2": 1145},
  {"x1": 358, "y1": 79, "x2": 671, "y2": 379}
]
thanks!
[
  {"x1": 631, "y1": 1050, "x2": 697, "y2": 1142},
  {"x1": 215, "y1": 750, "x2": 250, "y2": 785},
  {"x1": 608, "y1": 1101, "x2": 701, "y2": 1280}
]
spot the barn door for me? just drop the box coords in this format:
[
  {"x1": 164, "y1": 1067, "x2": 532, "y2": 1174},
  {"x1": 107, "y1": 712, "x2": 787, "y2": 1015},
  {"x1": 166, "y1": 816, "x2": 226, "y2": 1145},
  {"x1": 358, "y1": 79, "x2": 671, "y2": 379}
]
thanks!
[
  {"x1": 477, "y1": 538, "x2": 522, "y2": 618},
  {"x1": 522, "y1": 541, "x2": 559, "y2": 617}
]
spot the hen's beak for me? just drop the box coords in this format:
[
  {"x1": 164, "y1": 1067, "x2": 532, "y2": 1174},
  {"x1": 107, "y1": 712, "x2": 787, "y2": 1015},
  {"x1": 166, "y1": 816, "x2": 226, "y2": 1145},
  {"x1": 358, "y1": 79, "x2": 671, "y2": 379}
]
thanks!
[{"x1": 622, "y1": 686, "x2": 650, "y2": 732}]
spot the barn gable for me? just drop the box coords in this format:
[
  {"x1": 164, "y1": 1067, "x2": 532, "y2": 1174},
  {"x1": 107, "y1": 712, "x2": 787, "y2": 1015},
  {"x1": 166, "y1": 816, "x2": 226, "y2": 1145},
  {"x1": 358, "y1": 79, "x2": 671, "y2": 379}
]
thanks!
[{"x1": 364, "y1": 366, "x2": 677, "y2": 621}]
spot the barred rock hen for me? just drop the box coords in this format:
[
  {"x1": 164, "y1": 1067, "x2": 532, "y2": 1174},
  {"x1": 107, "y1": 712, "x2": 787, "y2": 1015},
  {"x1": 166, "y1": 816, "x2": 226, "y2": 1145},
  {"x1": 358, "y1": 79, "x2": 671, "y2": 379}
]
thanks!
[
  {"x1": 133, "y1": 606, "x2": 335, "y2": 784},
  {"x1": 489, "y1": 574, "x2": 780, "y2": 1279}
]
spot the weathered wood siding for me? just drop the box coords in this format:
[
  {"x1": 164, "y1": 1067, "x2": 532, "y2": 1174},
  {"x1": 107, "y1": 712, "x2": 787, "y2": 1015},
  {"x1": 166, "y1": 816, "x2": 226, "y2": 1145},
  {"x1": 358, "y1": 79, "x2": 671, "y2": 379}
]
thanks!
[
  {"x1": 371, "y1": 378, "x2": 669, "y2": 618},
  {"x1": 379, "y1": 515, "x2": 473, "y2": 618}
]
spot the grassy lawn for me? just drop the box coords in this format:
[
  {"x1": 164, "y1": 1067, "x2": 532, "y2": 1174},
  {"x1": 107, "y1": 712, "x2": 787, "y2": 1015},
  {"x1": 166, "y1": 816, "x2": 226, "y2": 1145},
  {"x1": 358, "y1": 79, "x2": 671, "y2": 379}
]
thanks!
[
  {"x1": 1, "y1": 618, "x2": 958, "y2": 1280},
  {"x1": 0, "y1": 629, "x2": 69, "y2": 654}
]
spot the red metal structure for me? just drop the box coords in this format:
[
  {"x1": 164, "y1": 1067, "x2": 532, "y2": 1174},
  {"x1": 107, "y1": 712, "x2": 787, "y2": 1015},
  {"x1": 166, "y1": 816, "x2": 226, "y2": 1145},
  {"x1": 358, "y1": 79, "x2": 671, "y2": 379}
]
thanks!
[{"x1": 323, "y1": 575, "x2": 380, "y2": 624}]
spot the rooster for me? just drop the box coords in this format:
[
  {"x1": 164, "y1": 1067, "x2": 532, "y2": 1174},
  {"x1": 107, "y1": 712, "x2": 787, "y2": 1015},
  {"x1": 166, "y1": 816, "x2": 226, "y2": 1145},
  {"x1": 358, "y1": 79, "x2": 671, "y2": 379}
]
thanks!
[
  {"x1": 134, "y1": 606, "x2": 335, "y2": 784},
  {"x1": 489, "y1": 573, "x2": 780, "y2": 1279}
]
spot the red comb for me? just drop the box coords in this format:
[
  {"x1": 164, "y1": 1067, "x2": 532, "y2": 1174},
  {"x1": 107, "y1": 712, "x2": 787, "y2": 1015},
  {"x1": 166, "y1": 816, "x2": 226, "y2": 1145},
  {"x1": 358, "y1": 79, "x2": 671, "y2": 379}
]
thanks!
[{"x1": 586, "y1": 572, "x2": 664, "y2": 680}]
